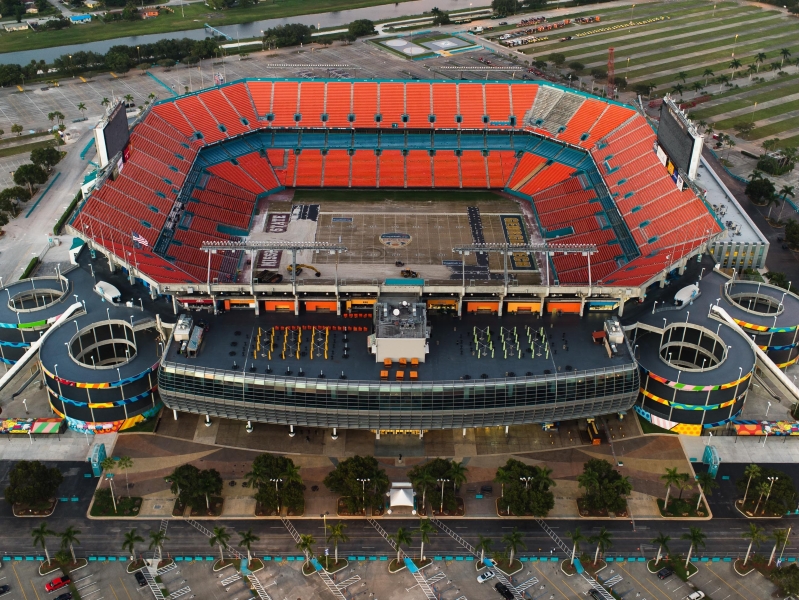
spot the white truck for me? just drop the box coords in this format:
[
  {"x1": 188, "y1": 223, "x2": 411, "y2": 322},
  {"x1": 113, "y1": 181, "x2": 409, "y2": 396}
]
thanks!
[{"x1": 93, "y1": 281, "x2": 122, "y2": 304}]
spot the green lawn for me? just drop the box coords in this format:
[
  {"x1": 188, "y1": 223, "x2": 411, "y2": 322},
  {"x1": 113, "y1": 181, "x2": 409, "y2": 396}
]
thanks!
[
  {"x1": 0, "y1": 0, "x2": 424, "y2": 54},
  {"x1": 713, "y1": 97, "x2": 799, "y2": 129},
  {"x1": 777, "y1": 133, "x2": 799, "y2": 148},
  {"x1": 522, "y1": 4, "x2": 759, "y2": 55},
  {"x1": 748, "y1": 115, "x2": 799, "y2": 140},
  {"x1": 0, "y1": 138, "x2": 55, "y2": 159},
  {"x1": 0, "y1": 131, "x2": 51, "y2": 146},
  {"x1": 574, "y1": 19, "x2": 795, "y2": 66},
  {"x1": 691, "y1": 79, "x2": 799, "y2": 119}
]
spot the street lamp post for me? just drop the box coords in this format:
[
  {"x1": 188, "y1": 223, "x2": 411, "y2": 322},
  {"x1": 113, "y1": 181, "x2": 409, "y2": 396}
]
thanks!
[
  {"x1": 764, "y1": 476, "x2": 779, "y2": 513},
  {"x1": 357, "y1": 478, "x2": 370, "y2": 515},
  {"x1": 520, "y1": 476, "x2": 533, "y2": 490},
  {"x1": 321, "y1": 512, "x2": 329, "y2": 568},
  {"x1": 437, "y1": 478, "x2": 450, "y2": 515},
  {"x1": 270, "y1": 478, "x2": 283, "y2": 514}
]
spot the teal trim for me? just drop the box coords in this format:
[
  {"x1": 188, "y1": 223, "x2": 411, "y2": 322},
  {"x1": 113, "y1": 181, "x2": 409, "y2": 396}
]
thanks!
[
  {"x1": 25, "y1": 172, "x2": 61, "y2": 218},
  {"x1": 217, "y1": 224, "x2": 249, "y2": 237},
  {"x1": 146, "y1": 71, "x2": 177, "y2": 97},
  {"x1": 544, "y1": 226, "x2": 575, "y2": 239},
  {"x1": 385, "y1": 278, "x2": 424, "y2": 285}
]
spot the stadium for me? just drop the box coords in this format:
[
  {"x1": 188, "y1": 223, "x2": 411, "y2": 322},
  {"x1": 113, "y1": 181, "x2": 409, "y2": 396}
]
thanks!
[{"x1": 5, "y1": 76, "x2": 793, "y2": 436}]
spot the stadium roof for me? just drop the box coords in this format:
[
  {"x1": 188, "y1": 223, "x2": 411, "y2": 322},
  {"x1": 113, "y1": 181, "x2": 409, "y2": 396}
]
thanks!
[{"x1": 70, "y1": 78, "x2": 722, "y2": 289}]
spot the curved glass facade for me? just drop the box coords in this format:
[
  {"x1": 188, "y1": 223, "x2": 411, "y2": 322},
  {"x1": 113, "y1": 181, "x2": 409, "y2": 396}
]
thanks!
[{"x1": 158, "y1": 362, "x2": 640, "y2": 429}]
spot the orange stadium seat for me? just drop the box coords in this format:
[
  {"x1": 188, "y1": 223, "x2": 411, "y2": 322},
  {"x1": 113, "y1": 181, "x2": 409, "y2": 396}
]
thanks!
[
  {"x1": 379, "y1": 82, "x2": 405, "y2": 128},
  {"x1": 351, "y1": 150, "x2": 378, "y2": 187},
  {"x1": 405, "y1": 83, "x2": 431, "y2": 128},
  {"x1": 433, "y1": 151, "x2": 460, "y2": 188},
  {"x1": 246, "y1": 81, "x2": 273, "y2": 118},
  {"x1": 353, "y1": 82, "x2": 378, "y2": 126},
  {"x1": 486, "y1": 150, "x2": 519, "y2": 188},
  {"x1": 431, "y1": 83, "x2": 458, "y2": 129},
  {"x1": 378, "y1": 150, "x2": 405, "y2": 188},
  {"x1": 271, "y1": 81, "x2": 300, "y2": 127},
  {"x1": 458, "y1": 83, "x2": 485, "y2": 129},
  {"x1": 406, "y1": 150, "x2": 432, "y2": 187},
  {"x1": 175, "y1": 95, "x2": 227, "y2": 143},
  {"x1": 298, "y1": 81, "x2": 326, "y2": 128},
  {"x1": 326, "y1": 82, "x2": 353, "y2": 128},
  {"x1": 221, "y1": 82, "x2": 258, "y2": 124},
  {"x1": 485, "y1": 84, "x2": 512, "y2": 129},
  {"x1": 199, "y1": 88, "x2": 249, "y2": 136},
  {"x1": 295, "y1": 150, "x2": 325, "y2": 187},
  {"x1": 460, "y1": 151, "x2": 488, "y2": 188},
  {"x1": 151, "y1": 103, "x2": 197, "y2": 138},
  {"x1": 323, "y1": 150, "x2": 350, "y2": 187},
  {"x1": 557, "y1": 98, "x2": 606, "y2": 145}
]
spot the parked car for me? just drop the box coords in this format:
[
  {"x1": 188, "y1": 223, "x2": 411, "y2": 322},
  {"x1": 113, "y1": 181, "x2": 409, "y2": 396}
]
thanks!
[
  {"x1": 477, "y1": 570, "x2": 496, "y2": 583},
  {"x1": 687, "y1": 592, "x2": 706, "y2": 600},
  {"x1": 45, "y1": 576, "x2": 71, "y2": 592},
  {"x1": 54, "y1": 593, "x2": 73, "y2": 600},
  {"x1": 657, "y1": 566, "x2": 674, "y2": 580},
  {"x1": 0, "y1": 585, "x2": 10, "y2": 596},
  {"x1": 589, "y1": 591, "x2": 603, "y2": 600},
  {"x1": 134, "y1": 571, "x2": 147, "y2": 587},
  {"x1": 495, "y1": 582, "x2": 514, "y2": 600}
]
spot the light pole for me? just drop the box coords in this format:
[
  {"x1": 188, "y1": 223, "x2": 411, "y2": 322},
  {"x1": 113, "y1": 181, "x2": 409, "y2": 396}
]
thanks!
[
  {"x1": 520, "y1": 476, "x2": 533, "y2": 490},
  {"x1": 22, "y1": 398, "x2": 28, "y2": 414},
  {"x1": 630, "y1": 3, "x2": 635, "y2": 22},
  {"x1": 764, "y1": 476, "x2": 779, "y2": 513},
  {"x1": 357, "y1": 478, "x2": 370, "y2": 515},
  {"x1": 731, "y1": 34, "x2": 739, "y2": 58},
  {"x1": 270, "y1": 478, "x2": 282, "y2": 514},
  {"x1": 321, "y1": 512, "x2": 329, "y2": 568},
  {"x1": 767, "y1": 401, "x2": 772, "y2": 416},
  {"x1": 437, "y1": 478, "x2": 450, "y2": 515}
]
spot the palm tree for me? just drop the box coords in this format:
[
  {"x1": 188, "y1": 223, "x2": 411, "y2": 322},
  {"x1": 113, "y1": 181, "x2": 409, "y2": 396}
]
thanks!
[
  {"x1": 412, "y1": 470, "x2": 436, "y2": 515},
  {"x1": 755, "y1": 52, "x2": 768, "y2": 72},
  {"x1": 536, "y1": 466, "x2": 556, "y2": 491},
  {"x1": 661, "y1": 467, "x2": 682, "y2": 510},
  {"x1": 77, "y1": 102, "x2": 86, "y2": 118},
  {"x1": 781, "y1": 48, "x2": 792, "y2": 69},
  {"x1": 726, "y1": 138, "x2": 737, "y2": 160},
  {"x1": 695, "y1": 472, "x2": 718, "y2": 511},
  {"x1": 753, "y1": 481, "x2": 771, "y2": 514},
  {"x1": 60, "y1": 526, "x2": 81, "y2": 564},
  {"x1": 672, "y1": 83, "x2": 685, "y2": 97},
  {"x1": 148, "y1": 530, "x2": 169, "y2": 560},
  {"x1": 47, "y1": 112, "x2": 56, "y2": 128},
  {"x1": 495, "y1": 466, "x2": 513, "y2": 498},
  {"x1": 32, "y1": 523, "x2": 56, "y2": 565},
  {"x1": 388, "y1": 527, "x2": 412, "y2": 565},
  {"x1": 122, "y1": 528, "x2": 144, "y2": 560},
  {"x1": 124, "y1": 93, "x2": 134, "y2": 105},
  {"x1": 748, "y1": 170, "x2": 763, "y2": 182},
  {"x1": 748, "y1": 63, "x2": 758, "y2": 80},
  {"x1": 777, "y1": 185, "x2": 795, "y2": 220},
  {"x1": 698, "y1": 119, "x2": 707, "y2": 132},
  {"x1": 677, "y1": 472, "x2": 693, "y2": 500},
  {"x1": 681, "y1": 527, "x2": 706, "y2": 568},
  {"x1": 692, "y1": 81, "x2": 702, "y2": 95},
  {"x1": 210, "y1": 526, "x2": 230, "y2": 562},
  {"x1": 118, "y1": 456, "x2": 133, "y2": 494},
  {"x1": 769, "y1": 528, "x2": 789, "y2": 566},
  {"x1": 501, "y1": 528, "x2": 526, "y2": 566},
  {"x1": 101, "y1": 97, "x2": 110, "y2": 109},
  {"x1": 416, "y1": 519, "x2": 436, "y2": 560},
  {"x1": 652, "y1": 532, "x2": 670, "y2": 566},
  {"x1": 771, "y1": 61, "x2": 781, "y2": 73},
  {"x1": 742, "y1": 523, "x2": 766, "y2": 566},
  {"x1": 706, "y1": 124, "x2": 715, "y2": 138},
  {"x1": 282, "y1": 462, "x2": 303, "y2": 487},
  {"x1": 677, "y1": 71, "x2": 688, "y2": 83},
  {"x1": 716, "y1": 74, "x2": 730, "y2": 91},
  {"x1": 588, "y1": 527, "x2": 612, "y2": 565},
  {"x1": 327, "y1": 521, "x2": 349, "y2": 564},
  {"x1": 475, "y1": 535, "x2": 493, "y2": 566},
  {"x1": 730, "y1": 58, "x2": 742, "y2": 78},
  {"x1": 296, "y1": 533, "x2": 316, "y2": 569},
  {"x1": 449, "y1": 461, "x2": 468, "y2": 496},
  {"x1": 238, "y1": 529, "x2": 259, "y2": 562},
  {"x1": 703, "y1": 68, "x2": 714, "y2": 87},
  {"x1": 566, "y1": 527, "x2": 585, "y2": 565}
]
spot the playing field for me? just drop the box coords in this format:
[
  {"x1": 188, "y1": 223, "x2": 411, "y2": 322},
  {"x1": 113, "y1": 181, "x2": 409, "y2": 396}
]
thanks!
[
  {"x1": 284, "y1": 189, "x2": 540, "y2": 277},
  {"x1": 491, "y1": 0, "x2": 799, "y2": 144}
]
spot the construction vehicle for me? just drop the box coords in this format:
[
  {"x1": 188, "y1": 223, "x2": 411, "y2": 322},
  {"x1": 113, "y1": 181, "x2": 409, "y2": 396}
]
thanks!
[
  {"x1": 255, "y1": 270, "x2": 283, "y2": 283},
  {"x1": 286, "y1": 264, "x2": 322, "y2": 277},
  {"x1": 401, "y1": 269, "x2": 419, "y2": 278}
]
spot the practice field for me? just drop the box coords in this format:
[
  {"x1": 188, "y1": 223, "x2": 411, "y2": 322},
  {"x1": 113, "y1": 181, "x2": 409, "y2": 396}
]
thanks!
[
  {"x1": 490, "y1": 0, "x2": 799, "y2": 142},
  {"x1": 288, "y1": 190, "x2": 539, "y2": 275}
]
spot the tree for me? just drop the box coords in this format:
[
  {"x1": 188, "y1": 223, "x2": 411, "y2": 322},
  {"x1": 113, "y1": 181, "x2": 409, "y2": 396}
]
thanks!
[
  {"x1": 122, "y1": 528, "x2": 144, "y2": 559},
  {"x1": 238, "y1": 529, "x2": 259, "y2": 562},
  {"x1": 262, "y1": 23, "x2": 312, "y2": 48},
  {"x1": 347, "y1": 19, "x2": 375, "y2": 37},
  {"x1": 409, "y1": 469, "x2": 436, "y2": 514},
  {"x1": 730, "y1": 58, "x2": 742, "y2": 77},
  {"x1": 210, "y1": 526, "x2": 230, "y2": 562},
  {"x1": 323, "y1": 455, "x2": 389, "y2": 514},
  {"x1": 60, "y1": 526, "x2": 80, "y2": 563},
  {"x1": 32, "y1": 523, "x2": 56, "y2": 565},
  {"x1": 742, "y1": 523, "x2": 766, "y2": 566},
  {"x1": 491, "y1": 0, "x2": 518, "y2": 15},
  {"x1": 389, "y1": 527, "x2": 412, "y2": 565},
  {"x1": 502, "y1": 528, "x2": 526, "y2": 566},
  {"x1": 771, "y1": 62, "x2": 781, "y2": 73},
  {"x1": 476, "y1": 535, "x2": 493, "y2": 566},
  {"x1": 676, "y1": 472, "x2": 693, "y2": 500},
  {"x1": 148, "y1": 530, "x2": 169, "y2": 558},
  {"x1": 416, "y1": 519, "x2": 436, "y2": 560},
  {"x1": 588, "y1": 527, "x2": 612, "y2": 565},
  {"x1": 769, "y1": 528, "x2": 789, "y2": 566},
  {"x1": 117, "y1": 456, "x2": 133, "y2": 494},
  {"x1": 672, "y1": 83, "x2": 685, "y2": 97},
  {"x1": 777, "y1": 185, "x2": 796, "y2": 220},
  {"x1": 30, "y1": 146, "x2": 62, "y2": 170},
  {"x1": 449, "y1": 460, "x2": 468, "y2": 497},
  {"x1": 197, "y1": 468, "x2": 222, "y2": 511},
  {"x1": 703, "y1": 68, "x2": 714, "y2": 86},
  {"x1": 296, "y1": 533, "x2": 316, "y2": 569},
  {"x1": 247, "y1": 453, "x2": 305, "y2": 515},
  {"x1": 692, "y1": 81, "x2": 703, "y2": 94},
  {"x1": 566, "y1": 527, "x2": 585, "y2": 565},
  {"x1": 4, "y1": 460, "x2": 64, "y2": 507},
  {"x1": 753, "y1": 481, "x2": 771, "y2": 514},
  {"x1": 748, "y1": 63, "x2": 758, "y2": 79},
  {"x1": 548, "y1": 53, "x2": 566, "y2": 67},
  {"x1": 745, "y1": 176, "x2": 776, "y2": 205},
  {"x1": 11, "y1": 124, "x2": 23, "y2": 136},
  {"x1": 494, "y1": 459, "x2": 555, "y2": 517},
  {"x1": 495, "y1": 466, "x2": 513, "y2": 498},
  {"x1": 578, "y1": 459, "x2": 631, "y2": 513},
  {"x1": 327, "y1": 521, "x2": 349, "y2": 563},
  {"x1": 734, "y1": 121, "x2": 755, "y2": 136},
  {"x1": 105, "y1": 51, "x2": 131, "y2": 73},
  {"x1": 695, "y1": 471, "x2": 718, "y2": 511},
  {"x1": 781, "y1": 48, "x2": 792, "y2": 69},
  {"x1": 676, "y1": 71, "x2": 688, "y2": 83},
  {"x1": 652, "y1": 532, "x2": 670, "y2": 566},
  {"x1": 77, "y1": 102, "x2": 87, "y2": 118},
  {"x1": 568, "y1": 61, "x2": 585, "y2": 73},
  {"x1": 681, "y1": 527, "x2": 706, "y2": 568},
  {"x1": 716, "y1": 74, "x2": 729, "y2": 91},
  {"x1": 756, "y1": 52, "x2": 768, "y2": 72},
  {"x1": 101, "y1": 97, "x2": 110, "y2": 109},
  {"x1": 13, "y1": 164, "x2": 47, "y2": 197}
]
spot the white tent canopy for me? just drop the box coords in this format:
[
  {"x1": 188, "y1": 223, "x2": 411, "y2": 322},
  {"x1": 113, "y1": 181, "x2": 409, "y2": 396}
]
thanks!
[{"x1": 389, "y1": 487, "x2": 414, "y2": 508}]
